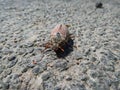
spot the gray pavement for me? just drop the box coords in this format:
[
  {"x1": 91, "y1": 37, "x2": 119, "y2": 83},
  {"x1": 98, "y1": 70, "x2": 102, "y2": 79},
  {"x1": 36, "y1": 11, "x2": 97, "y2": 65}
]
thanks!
[{"x1": 0, "y1": 0, "x2": 120, "y2": 90}]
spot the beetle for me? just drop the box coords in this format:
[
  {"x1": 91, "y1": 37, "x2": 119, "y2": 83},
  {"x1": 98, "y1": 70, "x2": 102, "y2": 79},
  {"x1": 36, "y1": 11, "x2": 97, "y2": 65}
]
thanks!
[
  {"x1": 33, "y1": 24, "x2": 74, "y2": 64},
  {"x1": 44, "y1": 24, "x2": 71, "y2": 52}
]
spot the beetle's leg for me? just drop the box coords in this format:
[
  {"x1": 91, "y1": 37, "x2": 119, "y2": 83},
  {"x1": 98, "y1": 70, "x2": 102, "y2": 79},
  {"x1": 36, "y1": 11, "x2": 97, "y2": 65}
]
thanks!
[
  {"x1": 45, "y1": 42, "x2": 52, "y2": 48},
  {"x1": 41, "y1": 42, "x2": 52, "y2": 53},
  {"x1": 69, "y1": 34, "x2": 75, "y2": 40},
  {"x1": 58, "y1": 46, "x2": 64, "y2": 52}
]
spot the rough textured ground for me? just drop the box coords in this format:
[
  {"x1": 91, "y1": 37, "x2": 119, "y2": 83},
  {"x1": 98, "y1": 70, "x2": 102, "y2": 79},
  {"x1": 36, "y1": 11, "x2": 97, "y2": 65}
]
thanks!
[{"x1": 0, "y1": 0, "x2": 120, "y2": 90}]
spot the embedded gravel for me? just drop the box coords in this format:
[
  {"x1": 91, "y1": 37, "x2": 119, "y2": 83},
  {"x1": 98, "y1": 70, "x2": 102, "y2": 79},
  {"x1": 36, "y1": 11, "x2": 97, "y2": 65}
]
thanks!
[{"x1": 0, "y1": 0, "x2": 120, "y2": 90}]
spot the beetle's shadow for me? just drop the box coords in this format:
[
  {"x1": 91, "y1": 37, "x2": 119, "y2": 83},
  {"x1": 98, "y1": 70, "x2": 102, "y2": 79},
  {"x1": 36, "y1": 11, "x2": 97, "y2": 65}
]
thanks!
[{"x1": 55, "y1": 38, "x2": 74, "y2": 58}]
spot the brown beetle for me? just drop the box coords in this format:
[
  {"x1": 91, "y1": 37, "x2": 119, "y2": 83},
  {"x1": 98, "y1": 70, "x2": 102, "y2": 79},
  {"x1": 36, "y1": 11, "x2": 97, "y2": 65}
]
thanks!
[{"x1": 44, "y1": 24, "x2": 71, "y2": 52}]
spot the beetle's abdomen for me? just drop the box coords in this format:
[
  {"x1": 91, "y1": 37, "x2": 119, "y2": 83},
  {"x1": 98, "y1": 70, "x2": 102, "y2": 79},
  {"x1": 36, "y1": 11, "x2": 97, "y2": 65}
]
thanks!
[{"x1": 50, "y1": 24, "x2": 69, "y2": 40}]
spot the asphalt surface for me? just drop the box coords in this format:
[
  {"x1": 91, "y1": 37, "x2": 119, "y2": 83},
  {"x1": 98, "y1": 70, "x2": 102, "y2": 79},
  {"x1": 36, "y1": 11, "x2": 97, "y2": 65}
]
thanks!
[{"x1": 0, "y1": 0, "x2": 120, "y2": 90}]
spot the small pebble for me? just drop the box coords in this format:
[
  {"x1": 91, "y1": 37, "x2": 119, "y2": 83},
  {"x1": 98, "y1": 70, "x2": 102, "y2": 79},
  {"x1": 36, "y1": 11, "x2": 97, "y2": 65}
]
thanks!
[
  {"x1": 95, "y1": 2, "x2": 103, "y2": 8},
  {"x1": 7, "y1": 59, "x2": 18, "y2": 68},
  {"x1": 8, "y1": 55, "x2": 16, "y2": 61},
  {"x1": 89, "y1": 70, "x2": 98, "y2": 78},
  {"x1": 65, "y1": 75, "x2": 72, "y2": 81},
  {"x1": 54, "y1": 86, "x2": 61, "y2": 90},
  {"x1": 32, "y1": 67, "x2": 41, "y2": 75},
  {"x1": 3, "y1": 69, "x2": 12, "y2": 77},
  {"x1": 87, "y1": 79, "x2": 96, "y2": 87},
  {"x1": 0, "y1": 81, "x2": 9, "y2": 90},
  {"x1": 81, "y1": 66, "x2": 87, "y2": 73},
  {"x1": 84, "y1": 48, "x2": 91, "y2": 56},
  {"x1": 26, "y1": 48, "x2": 34, "y2": 53},
  {"x1": 105, "y1": 65, "x2": 115, "y2": 72},
  {"x1": 32, "y1": 65, "x2": 45, "y2": 75},
  {"x1": 24, "y1": 42, "x2": 33, "y2": 47},
  {"x1": 21, "y1": 67, "x2": 28, "y2": 73},
  {"x1": 70, "y1": 83, "x2": 86, "y2": 90},
  {"x1": 90, "y1": 57, "x2": 97, "y2": 62},
  {"x1": 107, "y1": 50, "x2": 118, "y2": 61},
  {"x1": 41, "y1": 71, "x2": 51, "y2": 81},
  {"x1": 115, "y1": 71, "x2": 120, "y2": 77},
  {"x1": 0, "y1": 65, "x2": 5, "y2": 74},
  {"x1": 75, "y1": 51, "x2": 83, "y2": 60},
  {"x1": 54, "y1": 61, "x2": 68, "y2": 71},
  {"x1": 81, "y1": 75, "x2": 88, "y2": 81},
  {"x1": 12, "y1": 74, "x2": 19, "y2": 80}
]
